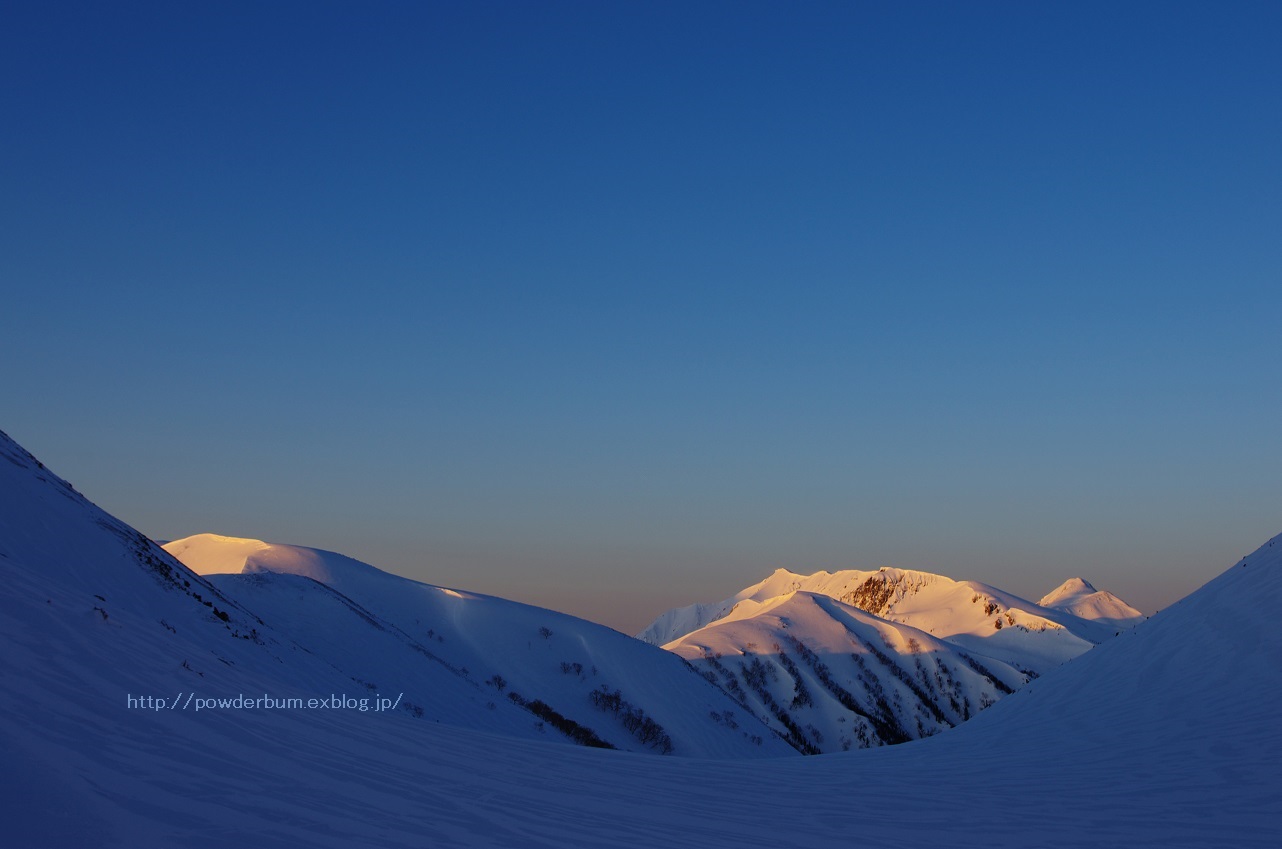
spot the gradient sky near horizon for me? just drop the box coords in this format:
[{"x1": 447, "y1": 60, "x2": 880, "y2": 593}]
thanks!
[{"x1": 3, "y1": 2, "x2": 1280, "y2": 635}]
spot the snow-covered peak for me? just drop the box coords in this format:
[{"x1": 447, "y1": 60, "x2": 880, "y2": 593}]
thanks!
[
  {"x1": 163, "y1": 533, "x2": 384, "y2": 586},
  {"x1": 637, "y1": 566, "x2": 928, "y2": 645},
  {"x1": 1038, "y1": 577, "x2": 1144, "y2": 630},
  {"x1": 163, "y1": 533, "x2": 270, "y2": 573},
  {"x1": 1040, "y1": 577, "x2": 1099, "y2": 605}
]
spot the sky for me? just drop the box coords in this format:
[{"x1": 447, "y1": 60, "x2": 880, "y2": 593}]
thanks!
[{"x1": 3, "y1": 1, "x2": 1279, "y2": 635}]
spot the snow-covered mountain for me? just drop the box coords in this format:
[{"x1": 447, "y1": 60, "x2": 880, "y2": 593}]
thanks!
[
  {"x1": 4, "y1": 428, "x2": 1279, "y2": 847},
  {"x1": 1039, "y1": 576, "x2": 1145, "y2": 629},
  {"x1": 642, "y1": 566, "x2": 1118, "y2": 675},
  {"x1": 162, "y1": 533, "x2": 791, "y2": 757},
  {"x1": 641, "y1": 566, "x2": 1141, "y2": 751}
]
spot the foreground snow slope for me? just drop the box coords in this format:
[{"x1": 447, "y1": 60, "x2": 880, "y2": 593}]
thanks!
[{"x1": 3, "y1": 430, "x2": 1279, "y2": 847}]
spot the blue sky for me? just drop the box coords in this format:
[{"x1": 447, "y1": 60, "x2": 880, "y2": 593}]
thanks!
[{"x1": 3, "y1": 2, "x2": 1280, "y2": 634}]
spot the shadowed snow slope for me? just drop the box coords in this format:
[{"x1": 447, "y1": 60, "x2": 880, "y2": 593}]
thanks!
[
  {"x1": 3, "y1": 430, "x2": 1280, "y2": 847},
  {"x1": 162, "y1": 532, "x2": 791, "y2": 757},
  {"x1": 664, "y1": 590, "x2": 1027, "y2": 752}
]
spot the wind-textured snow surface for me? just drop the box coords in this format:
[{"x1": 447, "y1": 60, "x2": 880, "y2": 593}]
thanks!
[{"x1": 3, "y1": 429, "x2": 1280, "y2": 847}]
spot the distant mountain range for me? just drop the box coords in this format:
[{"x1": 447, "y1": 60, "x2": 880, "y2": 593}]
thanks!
[{"x1": 638, "y1": 565, "x2": 1143, "y2": 752}]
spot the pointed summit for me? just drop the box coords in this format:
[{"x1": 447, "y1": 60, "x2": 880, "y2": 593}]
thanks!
[
  {"x1": 1040, "y1": 577, "x2": 1144, "y2": 630},
  {"x1": 1040, "y1": 577, "x2": 1099, "y2": 606}
]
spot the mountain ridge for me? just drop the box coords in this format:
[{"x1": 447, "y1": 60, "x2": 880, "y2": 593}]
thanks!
[
  {"x1": 162, "y1": 532, "x2": 793, "y2": 758},
  {"x1": 643, "y1": 564, "x2": 1124, "y2": 673},
  {"x1": 664, "y1": 588, "x2": 1027, "y2": 752}
]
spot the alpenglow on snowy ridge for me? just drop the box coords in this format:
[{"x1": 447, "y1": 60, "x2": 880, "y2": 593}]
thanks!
[{"x1": 638, "y1": 562, "x2": 1141, "y2": 751}]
